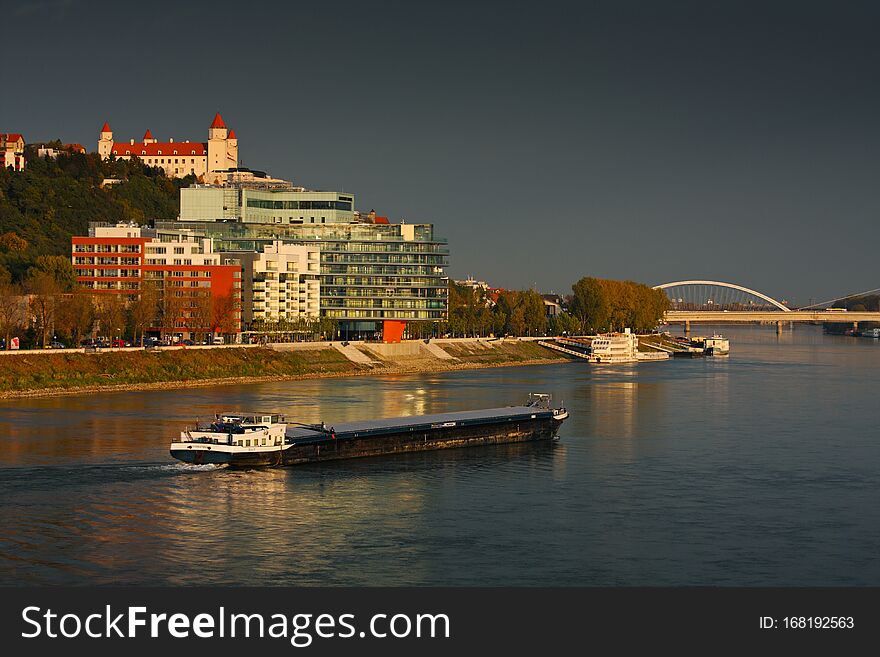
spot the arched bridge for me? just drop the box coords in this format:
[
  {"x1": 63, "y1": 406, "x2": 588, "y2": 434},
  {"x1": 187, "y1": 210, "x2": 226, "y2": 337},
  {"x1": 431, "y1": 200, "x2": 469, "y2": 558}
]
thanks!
[
  {"x1": 653, "y1": 280, "x2": 880, "y2": 331},
  {"x1": 653, "y1": 280, "x2": 791, "y2": 312}
]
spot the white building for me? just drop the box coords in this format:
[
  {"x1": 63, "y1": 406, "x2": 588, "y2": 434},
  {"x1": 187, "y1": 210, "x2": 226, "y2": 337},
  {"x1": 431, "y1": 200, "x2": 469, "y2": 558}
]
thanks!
[
  {"x1": 97, "y1": 113, "x2": 238, "y2": 182},
  {"x1": 1, "y1": 133, "x2": 25, "y2": 171},
  {"x1": 221, "y1": 240, "x2": 321, "y2": 329},
  {"x1": 252, "y1": 241, "x2": 321, "y2": 322}
]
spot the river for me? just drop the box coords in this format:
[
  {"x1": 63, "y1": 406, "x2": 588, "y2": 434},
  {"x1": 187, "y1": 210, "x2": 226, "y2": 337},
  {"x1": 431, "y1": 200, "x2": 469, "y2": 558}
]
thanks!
[{"x1": 1, "y1": 325, "x2": 879, "y2": 586}]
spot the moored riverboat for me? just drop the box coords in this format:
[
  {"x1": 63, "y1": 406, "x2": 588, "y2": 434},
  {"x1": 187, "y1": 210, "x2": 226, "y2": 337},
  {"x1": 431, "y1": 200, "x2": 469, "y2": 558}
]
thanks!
[{"x1": 169, "y1": 394, "x2": 569, "y2": 467}]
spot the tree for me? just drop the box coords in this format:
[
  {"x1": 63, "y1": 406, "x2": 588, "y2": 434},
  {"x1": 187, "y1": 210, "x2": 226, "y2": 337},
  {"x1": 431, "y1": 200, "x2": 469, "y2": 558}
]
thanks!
[
  {"x1": 26, "y1": 254, "x2": 76, "y2": 292},
  {"x1": 569, "y1": 277, "x2": 611, "y2": 334},
  {"x1": 210, "y1": 293, "x2": 240, "y2": 337},
  {"x1": 0, "y1": 266, "x2": 26, "y2": 348},
  {"x1": 0, "y1": 232, "x2": 27, "y2": 253},
  {"x1": 162, "y1": 292, "x2": 188, "y2": 341},
  {"x1": 519, "y1": 290, "x2": 548, "y2": 336},
  {"x1": 549, "y1": 312, "x2": 580, "y2": 336},
  {"x1": 190, "y1": 292, "x2": 214, "y2": 343},
  {"x1": 94, "y1": 294, "x2": 127, "y2": 341},
  {"x1": 54, "y1": 288, "x2": 95, "y2": 346},
  {"x1": 26, "y1": 270, "x2": 60, "y2": 347},
  {"x1": 128, "y1": 281, "x2": 160, "y2": 345},
  {"x1": 569, "y1": 277, "x2": 669, "y2": 334}
]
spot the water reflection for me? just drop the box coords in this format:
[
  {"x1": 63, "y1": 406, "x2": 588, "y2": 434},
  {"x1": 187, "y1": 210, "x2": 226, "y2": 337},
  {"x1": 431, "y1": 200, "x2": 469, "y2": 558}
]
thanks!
[{"x1": 3, "y1": 325, "x2": 880, "y2": 585}]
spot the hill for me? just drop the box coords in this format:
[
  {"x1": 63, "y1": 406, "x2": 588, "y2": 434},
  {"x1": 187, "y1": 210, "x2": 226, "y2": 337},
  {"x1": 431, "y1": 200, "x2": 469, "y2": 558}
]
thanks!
[{"x1": 0, "y1": 147, "x2": 193, "y2": 281}]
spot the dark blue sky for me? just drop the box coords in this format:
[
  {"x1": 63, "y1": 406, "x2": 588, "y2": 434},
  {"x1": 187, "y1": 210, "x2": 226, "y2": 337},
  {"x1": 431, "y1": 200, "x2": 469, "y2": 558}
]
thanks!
[{"x1": 3, "y1": 0, "x2": 879, "y2": 304}]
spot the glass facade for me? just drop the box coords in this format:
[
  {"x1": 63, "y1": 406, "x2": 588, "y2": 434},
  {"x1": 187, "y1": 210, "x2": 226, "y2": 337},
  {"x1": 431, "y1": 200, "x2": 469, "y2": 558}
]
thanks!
[{"x1": 155, "y1": 221, "x2": 449, "y2": 325}]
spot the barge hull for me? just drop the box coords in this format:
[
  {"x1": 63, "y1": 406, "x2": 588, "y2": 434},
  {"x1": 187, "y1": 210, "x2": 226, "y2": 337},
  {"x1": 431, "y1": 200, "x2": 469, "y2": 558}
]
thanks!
[{"x1": 277, "y1": 416, "x2": 563, "y2": 467}]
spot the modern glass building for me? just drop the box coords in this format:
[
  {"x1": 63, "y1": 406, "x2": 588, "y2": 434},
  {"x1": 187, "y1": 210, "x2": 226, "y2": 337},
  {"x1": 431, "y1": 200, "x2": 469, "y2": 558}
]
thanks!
[
  {"x1": 180, "y1": 184, "x2": 356, "y2": 225},
  {"x1": 155, "y1": 219, "x2": 449, "y2": 340}
]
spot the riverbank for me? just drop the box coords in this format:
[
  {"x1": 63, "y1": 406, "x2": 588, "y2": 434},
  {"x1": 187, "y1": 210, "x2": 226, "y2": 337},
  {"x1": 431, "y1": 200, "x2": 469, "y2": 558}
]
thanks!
[{"x1": 0, "y1": 339, "x2": 573, "y2": 399}]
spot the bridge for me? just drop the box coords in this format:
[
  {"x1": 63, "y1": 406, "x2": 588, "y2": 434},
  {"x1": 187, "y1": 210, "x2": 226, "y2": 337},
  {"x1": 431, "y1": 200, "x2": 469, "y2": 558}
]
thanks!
[{"x1": 654, "y1": 280, "x2": 880, "y2": 333}]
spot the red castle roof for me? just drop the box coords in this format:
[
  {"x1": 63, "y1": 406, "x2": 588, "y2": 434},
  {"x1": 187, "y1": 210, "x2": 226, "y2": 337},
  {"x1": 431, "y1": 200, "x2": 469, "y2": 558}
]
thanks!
[
  {"x1": 111, "y1": 142, "x2": 207, "y2": 157},
  {"x1": 101, "y1": 122, "x2": 111, "y2": 133},
  {"x1": 143, "y1": 129, "x2": 154, "y2": 140},
  {"x1": 228, "y1": 129, "x2": 236, "y2": 139},
  {"x1": 210, "y1": 113, "x2": 226, "y2": 129}
]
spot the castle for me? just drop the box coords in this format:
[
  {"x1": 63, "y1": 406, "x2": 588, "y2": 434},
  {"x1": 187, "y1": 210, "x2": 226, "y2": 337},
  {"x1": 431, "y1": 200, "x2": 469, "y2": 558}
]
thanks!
[{"x1": 97, "y1": 113, "x2": 238, "y2": 182}]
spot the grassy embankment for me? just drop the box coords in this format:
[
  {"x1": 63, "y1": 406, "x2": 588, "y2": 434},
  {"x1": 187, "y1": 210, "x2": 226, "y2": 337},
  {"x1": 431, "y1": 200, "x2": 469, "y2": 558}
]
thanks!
[
  {"x1": 0, "y1": 348, "x2": 359, "y2": 396},
  {"x1": 0, "y1": 340, "x2": 573, "y2": 397}
]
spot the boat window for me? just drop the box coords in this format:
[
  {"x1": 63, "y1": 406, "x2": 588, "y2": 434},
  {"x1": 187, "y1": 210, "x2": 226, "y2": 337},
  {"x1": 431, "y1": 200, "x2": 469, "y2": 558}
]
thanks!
[{"x1": 246, "y1": 439, "x2": 251, "y2": 447}]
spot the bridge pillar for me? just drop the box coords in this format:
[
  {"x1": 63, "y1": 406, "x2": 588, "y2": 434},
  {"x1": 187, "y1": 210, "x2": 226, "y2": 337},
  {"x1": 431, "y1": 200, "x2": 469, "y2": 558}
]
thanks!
[
  {"x1": 853, "y1": 321, "x2": 859, "y2": 332},
  {"x1": 684, "y1": 320, "x2": 690, "y2": 335},
  {"x1": 776, "y1": 321, "x2": 783, "y2": 335}
]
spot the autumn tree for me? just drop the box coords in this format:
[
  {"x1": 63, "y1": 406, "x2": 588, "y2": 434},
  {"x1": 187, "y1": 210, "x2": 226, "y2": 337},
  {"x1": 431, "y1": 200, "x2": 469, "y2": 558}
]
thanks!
[
  {"x1": 0, "y1": 266, "x2": 27, "y2": 348},
  {"x1": 26, "y1": 255, "x2": 76, "y2": 292},
  {"x1": 190, "y1": 292, "x2": 214, "y2": 343},
  {"x1": 210, "y1": 293, "x2": 240, "y2": 338},
  {"x1": 94, "y1": 294, "x2": 127, "y2": 341},
  {"x1": 161, "y1": 292, "x2": 188, "y2": 341},
  {"x1": 569, "y1": 277, "x2": 670, "y2": 333},
  {"x1": 0, "y1": 232, "x2": 28, "y2": 253},
  {"x1": 128, "y1": 281, "x2": 160, "y2": 345},
  {"x1": 26, "y1": 270, "x2": 60, "y2": 347},
  {"x1": 54, "y1": 288, "x2": 95, "y2": 346}
]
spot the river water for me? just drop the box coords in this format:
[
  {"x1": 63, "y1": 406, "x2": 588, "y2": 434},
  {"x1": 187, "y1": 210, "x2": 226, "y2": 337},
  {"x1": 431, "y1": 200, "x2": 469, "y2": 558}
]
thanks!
[{"x1": 1, "y1": 325, "x2": 879, "y2": 586}]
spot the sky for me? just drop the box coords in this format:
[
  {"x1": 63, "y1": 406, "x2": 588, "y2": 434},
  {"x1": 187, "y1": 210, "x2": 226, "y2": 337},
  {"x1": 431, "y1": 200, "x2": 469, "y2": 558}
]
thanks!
[{"x1": 2, "y1": 0, "x2": 879, "y2": 305}]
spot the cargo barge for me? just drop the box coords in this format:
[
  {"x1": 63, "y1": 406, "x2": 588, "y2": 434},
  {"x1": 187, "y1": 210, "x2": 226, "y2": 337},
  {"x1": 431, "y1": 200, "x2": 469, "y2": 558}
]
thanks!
[{"x1": 169, "y1": 394, "x2": 569, "y2": 467}]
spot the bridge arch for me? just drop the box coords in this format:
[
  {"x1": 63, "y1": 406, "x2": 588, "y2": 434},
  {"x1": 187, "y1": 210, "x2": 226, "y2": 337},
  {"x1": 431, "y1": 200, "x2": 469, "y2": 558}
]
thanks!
[{"x1": 653, "y1": 280, "x2": 791, "y2": 312}]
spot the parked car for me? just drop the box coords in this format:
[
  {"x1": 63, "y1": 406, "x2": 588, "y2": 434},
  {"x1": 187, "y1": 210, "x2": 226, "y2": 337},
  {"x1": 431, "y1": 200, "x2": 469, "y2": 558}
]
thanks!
[
  {"x1": 48, "y1": 341, "x2": 66, "y2": 349},
  {"x1": 212, "y1": 336, "x2": 225, "y2": 345},
  {"x1": 173, "y1": 339, "x2": 195, "y2": 346}
]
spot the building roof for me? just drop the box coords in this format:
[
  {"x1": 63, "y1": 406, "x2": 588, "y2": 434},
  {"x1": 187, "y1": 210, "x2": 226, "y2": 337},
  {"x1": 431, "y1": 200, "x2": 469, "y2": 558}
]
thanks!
[
  {"x1": 210, "y1": 113, "x2": 227, "y2": 129},
  {"x1": 64, "y1": 143, "x2": 86, "y2": 153},
  {"x1": 143, "y1": 129, "x2": 154, "y2": 140},
  {"x1": 227, "y1": 129, "x2": 236, "y2": 139},
  {"x1": 101, "y1": 122, "x2": 111, "y2": 133},
  {"x1": 111, "y1": 142, "x2": 207, "y2": 156},
  {"x1": 1, "y1": 133, "x2": 24, "y2": 143}
]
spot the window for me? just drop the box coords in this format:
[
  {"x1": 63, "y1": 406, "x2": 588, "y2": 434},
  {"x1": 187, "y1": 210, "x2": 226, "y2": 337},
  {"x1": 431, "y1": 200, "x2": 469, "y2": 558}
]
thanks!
[{"x1": 174, "y1": 247, "x2": 184, "y2": 254}]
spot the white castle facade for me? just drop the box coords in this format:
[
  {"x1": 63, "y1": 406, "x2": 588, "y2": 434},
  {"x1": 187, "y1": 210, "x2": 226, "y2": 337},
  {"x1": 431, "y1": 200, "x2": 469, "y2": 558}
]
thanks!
[{"x1": 97, "y1": 113, "x2": 238, "y2": 183}]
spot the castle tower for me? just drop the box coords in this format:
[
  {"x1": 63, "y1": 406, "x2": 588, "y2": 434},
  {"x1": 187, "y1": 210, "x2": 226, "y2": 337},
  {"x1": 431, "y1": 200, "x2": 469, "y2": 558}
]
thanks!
[
  {"x1": 227, "y1": 128, "x2": 238, "y2": 169},
  {"x1": 98, "y1": 121, "x2": 113, "y2": 158},
  {"x1": 207, "y1": 112, "x2": 230, "y2": 179},
  {"x1": 142, "y1": 129, "x2": 156, "y2": 145}
]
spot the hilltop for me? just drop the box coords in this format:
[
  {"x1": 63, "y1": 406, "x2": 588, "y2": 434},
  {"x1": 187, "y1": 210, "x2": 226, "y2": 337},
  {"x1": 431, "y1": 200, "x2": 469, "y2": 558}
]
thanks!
[{"x1": 0, "y1": 147, "x2": 192, "y2": 281}]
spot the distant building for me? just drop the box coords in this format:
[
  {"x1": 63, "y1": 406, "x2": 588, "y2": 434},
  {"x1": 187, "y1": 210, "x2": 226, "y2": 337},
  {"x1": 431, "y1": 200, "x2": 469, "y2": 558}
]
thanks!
[
  {"x1": 486, "y1": 287, "x2": 505, "y2": 305},
  {"x1": 35, "y1": 143, "x2": 87, "y2": 159},
  {"x1": 454, "y1": 276, "x2": 490, "y2": 291},
  {"x1": 542, "y1": 293, "x2": 565, "y2": 317},
  {"x1": 97, "y1": 113, "x2": 238, "y2": 182},
  {"x1": 72, "y1": 223, "x2": 242, "y2": 339},
  {"x1": 1, "y1": 133, "x2": 25, "y2": 171}
]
